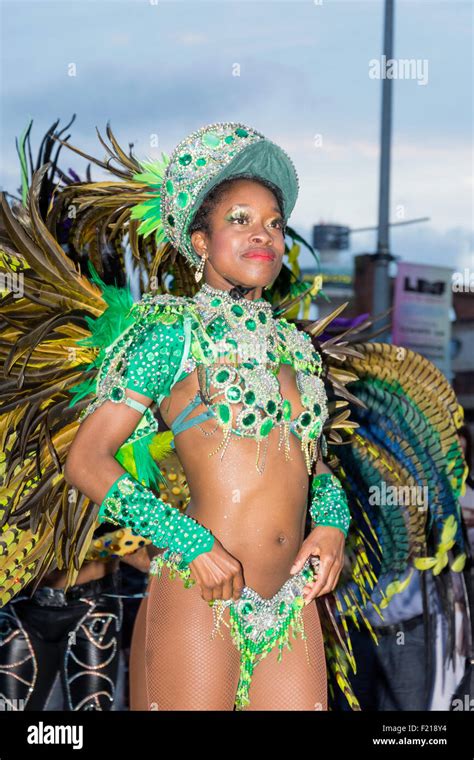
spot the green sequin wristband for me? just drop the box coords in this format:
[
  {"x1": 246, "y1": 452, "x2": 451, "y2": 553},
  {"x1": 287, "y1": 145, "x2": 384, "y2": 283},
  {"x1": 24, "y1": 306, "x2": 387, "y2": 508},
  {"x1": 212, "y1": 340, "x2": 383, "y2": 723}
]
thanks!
[
  {"x1": 98, "y1": 472, "x2": 215, "y2": 565},
  {"x1": 309, "y1": 472, "x2": 350, "y2": 537}
]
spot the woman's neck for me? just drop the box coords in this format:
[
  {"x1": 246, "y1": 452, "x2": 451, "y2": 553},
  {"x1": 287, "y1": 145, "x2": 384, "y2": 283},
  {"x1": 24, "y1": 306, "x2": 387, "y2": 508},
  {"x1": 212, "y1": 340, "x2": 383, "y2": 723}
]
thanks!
[{"x1": 201, "y1": 279, "x2": 264, "y2": 302}]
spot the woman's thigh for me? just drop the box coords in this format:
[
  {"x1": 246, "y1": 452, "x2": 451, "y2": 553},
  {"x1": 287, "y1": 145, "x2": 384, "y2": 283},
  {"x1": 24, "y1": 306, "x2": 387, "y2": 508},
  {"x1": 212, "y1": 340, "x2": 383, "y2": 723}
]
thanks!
[
  {"x1": 243, "y1": 600, "x2": 328, "y2": 711},
  {"x1": 144, "y1": 568, "x2": 241, "y2": 711}
]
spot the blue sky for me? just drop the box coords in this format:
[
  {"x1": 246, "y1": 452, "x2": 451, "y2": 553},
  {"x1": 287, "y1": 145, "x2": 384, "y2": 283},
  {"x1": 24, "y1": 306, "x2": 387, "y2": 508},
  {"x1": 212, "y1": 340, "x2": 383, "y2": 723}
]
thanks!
[{"x1": 1, "y1": 0, "x2": 472, "y2": 272}]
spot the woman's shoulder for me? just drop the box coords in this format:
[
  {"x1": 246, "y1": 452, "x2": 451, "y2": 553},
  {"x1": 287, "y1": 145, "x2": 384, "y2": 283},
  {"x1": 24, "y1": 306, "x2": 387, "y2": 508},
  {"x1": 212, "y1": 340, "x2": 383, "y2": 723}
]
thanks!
[
  {"x1": 129, "y1": 291, "x2": 194, "y2": 324},
  {"x1": 275, "y1": 315, "x2": 323, "y2": 373}
]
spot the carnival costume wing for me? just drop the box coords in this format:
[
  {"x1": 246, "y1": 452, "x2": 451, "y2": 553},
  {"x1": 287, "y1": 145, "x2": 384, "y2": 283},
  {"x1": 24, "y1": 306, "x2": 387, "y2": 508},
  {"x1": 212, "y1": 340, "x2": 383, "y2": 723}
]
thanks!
[{"x1": 286, "y1": 304, "x2": 468, "y2": 707}]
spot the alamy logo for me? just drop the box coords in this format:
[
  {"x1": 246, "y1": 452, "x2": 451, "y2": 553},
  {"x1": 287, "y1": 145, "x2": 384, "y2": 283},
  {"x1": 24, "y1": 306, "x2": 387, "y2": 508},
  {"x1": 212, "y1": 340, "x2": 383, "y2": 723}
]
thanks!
[{"x1": 27, "y1": 721, "x2": 83, "y2": 750}]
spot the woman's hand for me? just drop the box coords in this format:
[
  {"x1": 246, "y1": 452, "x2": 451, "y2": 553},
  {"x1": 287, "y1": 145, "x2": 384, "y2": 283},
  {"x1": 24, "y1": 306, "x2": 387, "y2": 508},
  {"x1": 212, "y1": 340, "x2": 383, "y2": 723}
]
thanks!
[
  {"x1": 289, "y1": 526, "x2": 345, "y2": 604},
  {"x1": 189, "y1": 538, "x2": 245, "y2": 604}
]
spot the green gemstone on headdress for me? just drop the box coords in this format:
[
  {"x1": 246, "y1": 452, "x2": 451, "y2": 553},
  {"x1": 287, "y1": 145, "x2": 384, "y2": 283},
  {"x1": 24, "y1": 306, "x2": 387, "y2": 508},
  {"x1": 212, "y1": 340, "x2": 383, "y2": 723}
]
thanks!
[
  {"x1": 258, "y1": 311, "x2": 267, "y2": 324},
  {"x1": 259, "y1": 418, "x2": 274, "y2": 437},
  {"x1": 167, "y1": 214, "x2": 175, "y2": 227},
  {"x1": 196, "y1": 157, "x2": 206, "y2": 166},
  {"x1": 231, "y1": 304, "x2": 244, "y2": 317},
  {"x1": 202, "y1": 132, "x2": 221, "y2": 148},
  {"x1": 178, "y1": 153, "x2": 192, "y2": 166},
  {"x1": 245, "y1": 318, "x2": 256, "y2": 331},
  {"x1": 313, "y1": 403, "x2": 321, "y2": 415},
  {"x1": 210, "y1": 297, "x2": 222, "y2": 306},
  {"x1": 166, "y1": 180, "x2": 175, "y2": 194},
  {"x1": 244, "y1": 391, "x2": 256, "y2": 405},
  {"x1": 177, "y1": 192, "x2": 189, "y2": 208},
  {"x1": 235, "y1": 128, "x2": 249, "y2": 137},
  {"x1": 224, "y1": 135, "x2": 235, "y2": 144},
  {"x1": 217, "y1": 403, "x2": 231, "y2": 424}
]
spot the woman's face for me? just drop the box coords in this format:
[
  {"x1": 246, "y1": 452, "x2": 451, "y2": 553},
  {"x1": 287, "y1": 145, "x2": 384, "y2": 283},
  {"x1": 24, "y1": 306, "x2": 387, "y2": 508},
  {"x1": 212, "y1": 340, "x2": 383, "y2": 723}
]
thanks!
[{"x1": 190, "y1": 178, "x2": 286, "y2": 291}]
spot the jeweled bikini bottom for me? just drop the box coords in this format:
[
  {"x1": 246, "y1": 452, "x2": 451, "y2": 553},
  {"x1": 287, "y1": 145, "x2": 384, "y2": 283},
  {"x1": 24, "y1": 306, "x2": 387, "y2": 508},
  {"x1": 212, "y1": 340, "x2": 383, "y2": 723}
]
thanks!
[{"x1": 149, "y1": 551, "x2": 316, "y2": 710}]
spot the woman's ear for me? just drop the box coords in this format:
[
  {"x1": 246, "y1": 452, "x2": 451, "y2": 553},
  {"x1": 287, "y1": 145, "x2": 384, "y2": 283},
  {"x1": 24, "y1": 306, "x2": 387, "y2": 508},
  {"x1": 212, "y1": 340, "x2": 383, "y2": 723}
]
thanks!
[{"x1": 190, "y1": 229, "x2": 208, "y2": 257}]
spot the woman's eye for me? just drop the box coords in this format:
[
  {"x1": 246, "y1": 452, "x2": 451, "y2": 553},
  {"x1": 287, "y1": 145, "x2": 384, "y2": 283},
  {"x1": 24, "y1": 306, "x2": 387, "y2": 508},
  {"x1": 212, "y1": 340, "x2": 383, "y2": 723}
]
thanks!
[{"x1": 271, "y1": 219, "x2": 284, "y2": 229}]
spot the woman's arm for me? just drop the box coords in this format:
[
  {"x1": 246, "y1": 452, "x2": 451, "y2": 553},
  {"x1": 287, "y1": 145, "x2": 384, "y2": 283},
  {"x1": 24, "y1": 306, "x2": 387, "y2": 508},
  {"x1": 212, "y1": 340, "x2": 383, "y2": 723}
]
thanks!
[
  {"x1": 65, "y1": 312, "x2": 245, "y2": 602},
  {"x1": 289, "y1": 457, "x2": 349, "y2": 602}
]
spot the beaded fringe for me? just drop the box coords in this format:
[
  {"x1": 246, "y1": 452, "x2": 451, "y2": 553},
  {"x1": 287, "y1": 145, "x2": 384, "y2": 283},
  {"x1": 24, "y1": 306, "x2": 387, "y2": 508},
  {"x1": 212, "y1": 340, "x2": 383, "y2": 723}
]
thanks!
[{"x1": 212, "y1": 595, "x2": 308, "y2": 711}]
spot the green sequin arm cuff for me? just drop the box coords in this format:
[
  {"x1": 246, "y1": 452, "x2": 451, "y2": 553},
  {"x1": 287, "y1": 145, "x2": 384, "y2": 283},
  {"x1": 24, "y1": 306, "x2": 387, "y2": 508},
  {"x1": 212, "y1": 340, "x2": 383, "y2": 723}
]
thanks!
[
  {"x1": 98, "y1": 472, "x2": 215, "y2": 564},
  {"x1": 309, "y1": 472, "x2": 351, "y2": 537}
]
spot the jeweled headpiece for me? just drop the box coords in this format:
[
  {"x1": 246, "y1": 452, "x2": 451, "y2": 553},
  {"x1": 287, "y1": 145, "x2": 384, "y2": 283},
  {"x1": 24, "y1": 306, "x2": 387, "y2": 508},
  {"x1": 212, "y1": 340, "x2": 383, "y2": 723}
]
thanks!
[{"x1": 131, "y1": 122, "x2": 299, "y2": 270}]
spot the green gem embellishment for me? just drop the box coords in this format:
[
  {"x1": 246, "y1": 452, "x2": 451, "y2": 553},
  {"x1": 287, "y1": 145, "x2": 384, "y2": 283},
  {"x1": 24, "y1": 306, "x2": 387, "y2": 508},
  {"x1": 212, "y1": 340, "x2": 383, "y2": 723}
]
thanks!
[
  {"x1": 210, "y1": 297, "x2": 222, "y2": 306},
  {"x1": 242, "y1": 602, "x2": 253, "y2": 615},
  {"x1": 282, "y1": 399, "x2": 292, "y2": 421},
  {"x1": 217, "y1": 403, "x2": 231, "y2": 424},
  {"x1": 224, "y1": 135, "x2": 235, "y2": 144},
  {"x1": 242, "y1": 361, "x2": 255, "y2": 370},
  {"x1": 178, "y1": 153, "x2": 192, "y2": 166},
  {"x1": 245, "y1": 318, "x2": 256, "y2": 331},
  {"x1": 313, "y1": 403, "x2": 321, "y2": 415},
  {"x1": 196, "y1": 157, "x2": 206, "y2": 166},
  {"x1": 202, "y1": 132, "x2": 221, "y2": 148},
  {"x1": 226, "y1": 338, "x2": 238, "y2": 348},
  {"x1": 300, "y1": 412, "x2": 312, "y2": 427},
  {"x1": 235, "y1": 127, "x2": 249, "y2": 138},
  {"x1": 258, "y1": 311, "x2": 267, "y2": 324},
  {"x1": 110, "y1": 386, "x2": 125, "y2": 402},
  {"x1": 167, "y1": 214, "x2": 175, "y2": 227},
  {"x1": 266, "y1": 400, "x2": 277, "y2": 414},
  {"x1": 244, "y1": 390, "x2": 256, "y2": 405},
  {"x1": 276, "y1": 410, "x2": 283, "y2": 422},
  {"x1": 242, "y1": 412, "x2": 256, "y2": 427},
  {"x1": 259, "y1": 418, "x2": 274, "y2": 437},
  {"x1": 177, "y1": 192, "x2": 189, "y2": 209},
  {"x1": 244, "y1": 624, "x2": 254, "y2": 634},
  {"x1": 278, "y1": 601, "x2": 287, "y2": 615},
  {"x1": 231, "y1": 304, "x2": 244, "y2": 317},
  {"x1": 117, "y1": 477, "x2": 135, "y2": 496},
  {"x1": 267, "y1": 351, "x2": 276, "y2": 362},
  {"x1": 215, "y1": 369, "x2": 230, "y2": 384},
  {"x1": 226, "y1": 385, "x2": 241, "y2": 402},
  {"x1": 265, "y1": 628, "x2": 275, "y2": 637},
  {"x1": 295, "y1": 350, "x2": 303, "y2": 359},
  {"x1": 166, "y1": 179, "x2": 174, "y2": 194}
]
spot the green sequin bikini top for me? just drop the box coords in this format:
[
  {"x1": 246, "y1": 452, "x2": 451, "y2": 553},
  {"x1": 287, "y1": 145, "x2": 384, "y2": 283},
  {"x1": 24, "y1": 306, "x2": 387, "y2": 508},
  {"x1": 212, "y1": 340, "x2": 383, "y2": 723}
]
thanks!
[{"x1": 80, "y1": 283, "x2": 329, "y2": 475}]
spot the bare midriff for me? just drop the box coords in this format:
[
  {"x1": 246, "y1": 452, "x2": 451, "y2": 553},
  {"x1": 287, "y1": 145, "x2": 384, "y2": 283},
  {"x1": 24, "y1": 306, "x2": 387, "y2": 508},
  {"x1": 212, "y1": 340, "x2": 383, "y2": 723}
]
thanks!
[{"x1": 158, "y1": 362, "x2": 311, "y2": 599}]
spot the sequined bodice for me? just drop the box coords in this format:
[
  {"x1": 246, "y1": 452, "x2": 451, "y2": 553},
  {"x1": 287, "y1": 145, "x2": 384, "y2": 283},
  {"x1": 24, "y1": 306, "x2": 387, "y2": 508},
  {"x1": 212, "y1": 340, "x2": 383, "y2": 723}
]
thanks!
[
  {"x1": 171, "y1": 284, "x2": 328, "y2": 473},
  {"x1": 81, "y1": 283, "x2": 329, "y2": 475}
]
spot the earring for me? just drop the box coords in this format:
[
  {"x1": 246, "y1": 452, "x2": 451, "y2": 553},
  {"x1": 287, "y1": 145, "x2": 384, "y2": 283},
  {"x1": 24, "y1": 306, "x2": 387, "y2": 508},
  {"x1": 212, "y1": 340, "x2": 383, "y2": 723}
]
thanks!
[{"x1": 194, "y1": 251, "x2": 208, "y2": 283}]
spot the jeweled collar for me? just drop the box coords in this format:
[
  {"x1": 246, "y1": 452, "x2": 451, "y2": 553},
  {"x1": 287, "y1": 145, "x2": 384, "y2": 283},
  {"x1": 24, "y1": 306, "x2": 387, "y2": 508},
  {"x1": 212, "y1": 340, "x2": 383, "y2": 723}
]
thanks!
[{"x1": 193, "y1": 282, "x2": 273, "y2": 313}]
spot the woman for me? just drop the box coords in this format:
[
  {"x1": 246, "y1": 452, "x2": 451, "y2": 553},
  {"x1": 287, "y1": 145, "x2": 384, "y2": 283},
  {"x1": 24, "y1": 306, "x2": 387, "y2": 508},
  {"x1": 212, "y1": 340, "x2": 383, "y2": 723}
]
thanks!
[{"x1": 64, "y1": 122, "x2": 350, "y2": 710}]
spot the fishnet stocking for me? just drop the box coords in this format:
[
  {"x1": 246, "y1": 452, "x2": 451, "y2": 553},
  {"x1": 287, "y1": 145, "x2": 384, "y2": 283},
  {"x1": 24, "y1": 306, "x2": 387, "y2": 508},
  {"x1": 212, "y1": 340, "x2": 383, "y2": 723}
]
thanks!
[
  {"x1": 129, "y1": 567, "x2": 328, "y2": 711},
  {"x1": 144, "y1": 566, "x2": 241, "y2": 710},
  {"x1": 242, "y1": 600, "x2": 328, "y2": 711}
]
